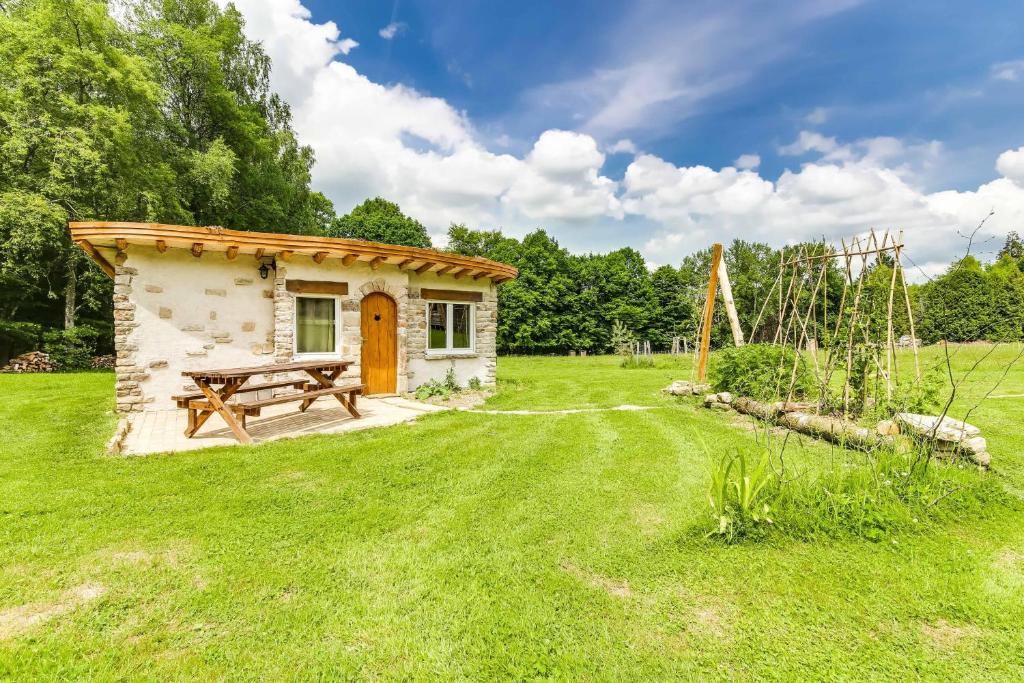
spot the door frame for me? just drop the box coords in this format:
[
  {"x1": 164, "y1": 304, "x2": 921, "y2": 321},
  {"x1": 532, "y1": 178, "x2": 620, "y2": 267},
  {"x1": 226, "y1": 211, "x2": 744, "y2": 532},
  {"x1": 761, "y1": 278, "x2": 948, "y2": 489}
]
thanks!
[{"x1": 360, "y1": 291, "x2": 398, "y2": 394}]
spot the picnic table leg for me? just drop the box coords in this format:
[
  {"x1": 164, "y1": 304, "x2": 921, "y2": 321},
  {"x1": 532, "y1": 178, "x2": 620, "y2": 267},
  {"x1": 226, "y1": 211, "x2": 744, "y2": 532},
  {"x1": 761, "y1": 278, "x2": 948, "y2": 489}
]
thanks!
[
  {"x1": 304, "y1": 368, "x2": 361, "y2": 419},
  {"x1": 184, "y1": 381, "x2": 243, "y2": 437},
  {"x1": 196, "y1": 379, "x2": 253, "y2": 444}
]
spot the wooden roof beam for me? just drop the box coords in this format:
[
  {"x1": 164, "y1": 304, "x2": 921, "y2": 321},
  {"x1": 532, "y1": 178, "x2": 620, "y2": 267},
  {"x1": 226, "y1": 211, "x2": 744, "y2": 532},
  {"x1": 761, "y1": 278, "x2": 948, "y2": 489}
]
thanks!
[
  {"x1": 473, "y1": 272, "x2": 491, "y2": 281},
  {"x1": 278, "y1": 250, "x2": 293, "y2": 262},
  {"x1": 452, "y1": 268, "x2": 471, "y2": 279},
  {"x1": 226, "y1": 245, "x2": 239, "y2": 260},
  {"x1": 369, "y1": 256, "x2": 386, "y2": 270},
  {"x1": 434, "y1": 265, "x2": 454, "y2": 276},
  {"x1": 253, "y1": 248, "x2": 265, "y2": 261},
  {"x1": 191, "y1": 242, "x2": 204, "y2": 258},
  {"x1": 155, "y1": 240, "x2": 167, "y2": 253},
  {"x1": 341, "y1": 254, "x2": 358, "y2": 266},
  {"x1": 397, "y1": 258, "x2": 416, "y2": 270},
  {"x1": 77, "y1": 240, "x2": 114, "y2": 279},
  {"x1": 115, "y1": 238, "x2": 128, "y2": 251},
  {"x1": 415, "y1": 262, "x2": 435, "y2": 275},
  {"x1": 313, "y1": 251, "x2": 328, "y2": 264}
]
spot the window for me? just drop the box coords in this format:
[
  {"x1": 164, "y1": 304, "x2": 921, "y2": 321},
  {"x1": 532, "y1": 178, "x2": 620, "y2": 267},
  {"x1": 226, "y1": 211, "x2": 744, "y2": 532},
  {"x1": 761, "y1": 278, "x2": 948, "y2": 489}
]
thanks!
[
  {"x1": 295, "y1": 296, "x2": 339, "y2": 355},
  {"x1": 427, "y1": 302, "x2": 474, "y2": 353}
]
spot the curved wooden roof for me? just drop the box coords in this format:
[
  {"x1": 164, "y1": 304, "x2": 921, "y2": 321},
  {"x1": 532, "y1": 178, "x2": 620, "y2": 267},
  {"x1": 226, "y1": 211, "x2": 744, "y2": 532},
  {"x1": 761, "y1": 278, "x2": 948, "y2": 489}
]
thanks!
[{"x1": 69, "y1": 222, "x2": 517, "y2": 283}]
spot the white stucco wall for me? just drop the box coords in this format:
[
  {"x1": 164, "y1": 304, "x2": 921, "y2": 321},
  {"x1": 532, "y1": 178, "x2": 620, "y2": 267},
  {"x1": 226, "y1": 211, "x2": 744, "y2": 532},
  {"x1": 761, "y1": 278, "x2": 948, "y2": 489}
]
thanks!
[{"x1": 112, "y1": 245, "x2": 498, "y2": 412}]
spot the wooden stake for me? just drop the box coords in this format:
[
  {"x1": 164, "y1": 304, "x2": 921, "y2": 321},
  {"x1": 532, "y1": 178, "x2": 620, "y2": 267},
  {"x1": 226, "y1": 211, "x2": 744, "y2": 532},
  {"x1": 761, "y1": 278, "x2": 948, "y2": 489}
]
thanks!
[
  {"x1": 696, "y1": 243, "x2": 722, "y2": 381},
  {"x1": 717, "y1": 256, "x2": 745, "y2": 346}
]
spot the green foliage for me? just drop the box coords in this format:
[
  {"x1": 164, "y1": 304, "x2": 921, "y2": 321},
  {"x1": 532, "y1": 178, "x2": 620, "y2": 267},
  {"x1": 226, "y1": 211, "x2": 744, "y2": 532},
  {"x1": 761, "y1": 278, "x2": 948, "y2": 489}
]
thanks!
[
  {"x1": 414, "y1": 366, "x2": 462, "y2": 400},
  {"x1": 705, "y1": 445, "x2": 777, "y2": 542},
  {"x1": 771, "y1": 447, "x2": 1005, "y2": 542},
  {"x1": 708, "y1": 343, "x2": 814, "y2": 400},
  {"x1": 43, "y1": 325, "x2": 100, "y2": 370},
  {"x1": 918, "y1": 256, "x2": 1024, "y2": 343},
  {"x1": 328, "y1": 197, "x2": 431, "y2": 248},
  {"x1": 0, "y1": 0, "x2": 332, "y2": 342},
  {"x1": 0, "y1": 321, "x2": 43, "y2": 364},
  {"x1": 467, "y1": 376, "x2": 482, "y2": 391}
]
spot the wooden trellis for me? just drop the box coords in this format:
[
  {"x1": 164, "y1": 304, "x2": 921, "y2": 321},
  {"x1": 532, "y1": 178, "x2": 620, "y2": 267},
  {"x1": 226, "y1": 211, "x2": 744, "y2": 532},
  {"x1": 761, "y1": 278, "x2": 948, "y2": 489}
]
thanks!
[{"x1": 746, "y1": 228, "x2": 920, "y2": 414}]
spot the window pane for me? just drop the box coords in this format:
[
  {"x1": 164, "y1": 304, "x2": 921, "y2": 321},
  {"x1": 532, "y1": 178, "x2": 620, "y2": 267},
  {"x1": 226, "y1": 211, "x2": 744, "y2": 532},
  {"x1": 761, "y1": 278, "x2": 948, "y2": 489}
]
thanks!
[
  {"x1": 296, "y1": 297, "x2": 335, "y2": 353},
  {"x1": 452, "y1": 304, "x2": 471, "y2": 349},
  {"x1": 428, "y1": 302, "x2": 447, "y2": 349}
]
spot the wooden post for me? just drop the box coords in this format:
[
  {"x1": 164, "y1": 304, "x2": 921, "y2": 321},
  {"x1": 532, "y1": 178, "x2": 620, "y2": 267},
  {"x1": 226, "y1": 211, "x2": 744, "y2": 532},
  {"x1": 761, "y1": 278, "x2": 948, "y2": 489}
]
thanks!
[
  {"x1": 696, "y1": 243, "x2": 722, "y2": 381},
  {"x1": 717, "y1": 256, "x2": 745, "y2": 347}
]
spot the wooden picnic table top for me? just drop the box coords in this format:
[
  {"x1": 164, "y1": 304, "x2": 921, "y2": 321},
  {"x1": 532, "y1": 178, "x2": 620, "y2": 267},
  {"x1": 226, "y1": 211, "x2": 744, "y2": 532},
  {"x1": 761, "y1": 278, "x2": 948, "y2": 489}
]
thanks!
[{"x1": 182, "y1": 359, "x2": 353, "y2": 382}]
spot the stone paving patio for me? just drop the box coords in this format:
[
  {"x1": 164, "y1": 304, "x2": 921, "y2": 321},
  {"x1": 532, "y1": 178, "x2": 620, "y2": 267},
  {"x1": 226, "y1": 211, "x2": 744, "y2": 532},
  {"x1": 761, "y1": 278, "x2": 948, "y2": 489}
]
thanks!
[{"x1": 118, "y1": 396, "x2": 448, "y2": 455}]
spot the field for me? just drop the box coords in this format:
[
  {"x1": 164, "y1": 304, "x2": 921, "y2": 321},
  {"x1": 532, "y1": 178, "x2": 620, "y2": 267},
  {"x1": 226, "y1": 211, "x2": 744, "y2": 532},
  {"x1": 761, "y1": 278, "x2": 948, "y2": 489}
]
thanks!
[{"x1": 1, "y1": 345, "x2": 1023, "y2": 679}]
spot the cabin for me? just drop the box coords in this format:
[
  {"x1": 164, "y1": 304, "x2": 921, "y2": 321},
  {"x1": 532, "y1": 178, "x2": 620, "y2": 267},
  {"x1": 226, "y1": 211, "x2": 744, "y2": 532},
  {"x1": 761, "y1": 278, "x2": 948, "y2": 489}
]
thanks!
[{"x1": 70, "y1": 222, "x2": 517, "y2": 413}]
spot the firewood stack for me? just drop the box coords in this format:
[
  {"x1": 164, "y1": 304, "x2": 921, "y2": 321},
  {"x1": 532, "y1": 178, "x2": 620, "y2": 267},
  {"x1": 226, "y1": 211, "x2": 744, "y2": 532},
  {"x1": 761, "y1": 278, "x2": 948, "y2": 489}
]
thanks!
[{"x1": 1, "y1": 351, "x2": 55, "y2": 373}]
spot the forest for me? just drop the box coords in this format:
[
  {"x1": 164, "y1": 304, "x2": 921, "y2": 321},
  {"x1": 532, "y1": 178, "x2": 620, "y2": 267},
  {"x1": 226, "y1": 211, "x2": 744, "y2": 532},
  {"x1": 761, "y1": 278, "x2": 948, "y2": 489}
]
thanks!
[{"x1": 2, "y1": 0, "x2": 1023, "y2": 365}]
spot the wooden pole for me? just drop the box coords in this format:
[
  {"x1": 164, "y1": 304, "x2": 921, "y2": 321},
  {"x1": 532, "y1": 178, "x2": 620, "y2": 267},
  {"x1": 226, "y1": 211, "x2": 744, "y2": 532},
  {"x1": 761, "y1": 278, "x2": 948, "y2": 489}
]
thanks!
[
  {"x1": 895, "y1": 230, "x2": 921, "y2": 379},
  {"x1": 717, "y1": 256, "x2": 745, "y2": 347},
  {"x1": 696, "y1": 243, "x2": 722, "y2": 381}
]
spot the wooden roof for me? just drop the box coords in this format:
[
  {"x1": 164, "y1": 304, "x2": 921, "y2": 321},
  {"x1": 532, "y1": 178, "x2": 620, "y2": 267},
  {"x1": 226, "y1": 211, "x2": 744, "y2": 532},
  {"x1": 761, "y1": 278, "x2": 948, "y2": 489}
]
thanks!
[{"x1": 68, "y1": 221, "x2": 518, "y2": 283}]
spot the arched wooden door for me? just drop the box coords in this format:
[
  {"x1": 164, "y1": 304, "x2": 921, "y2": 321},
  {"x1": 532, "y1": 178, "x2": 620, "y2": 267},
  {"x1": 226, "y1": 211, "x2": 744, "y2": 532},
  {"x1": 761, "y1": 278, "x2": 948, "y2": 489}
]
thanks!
[{"x1": 360, "y1": 292, "x2": 398, "y2": 394}]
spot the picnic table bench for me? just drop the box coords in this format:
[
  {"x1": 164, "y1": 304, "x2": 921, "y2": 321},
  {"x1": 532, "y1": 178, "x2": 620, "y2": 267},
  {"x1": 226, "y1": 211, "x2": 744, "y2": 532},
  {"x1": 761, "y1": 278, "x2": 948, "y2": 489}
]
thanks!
[{"x1": 173, "y1": 360, "x2": 364, "y2": 444}]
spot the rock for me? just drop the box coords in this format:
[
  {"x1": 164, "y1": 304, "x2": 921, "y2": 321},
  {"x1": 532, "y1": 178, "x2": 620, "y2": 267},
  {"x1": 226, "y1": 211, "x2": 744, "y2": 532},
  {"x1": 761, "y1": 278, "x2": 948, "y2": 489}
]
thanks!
[
  {"x1": 717, "y1": 391, "x2": 733, "y2": 405},
  {"x1": 709, "y1": 402, "x2": 731, "y2": 411},
  {"x1": 664, "y1": 380, "x2": 693, "y2": 396},
  {"x1": 704, "y1": 393, "x2": 719, "y2": 405},
  {"x1": 971, "y1": 451, "x2": 992, "y2": 468}
]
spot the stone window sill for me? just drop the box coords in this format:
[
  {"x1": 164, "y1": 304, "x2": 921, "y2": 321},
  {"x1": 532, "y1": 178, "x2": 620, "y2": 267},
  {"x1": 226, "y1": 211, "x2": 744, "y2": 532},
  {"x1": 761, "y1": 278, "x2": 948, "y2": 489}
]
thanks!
[{"x1": 425, "y1": 352, "x2": 479, "y2": 360}]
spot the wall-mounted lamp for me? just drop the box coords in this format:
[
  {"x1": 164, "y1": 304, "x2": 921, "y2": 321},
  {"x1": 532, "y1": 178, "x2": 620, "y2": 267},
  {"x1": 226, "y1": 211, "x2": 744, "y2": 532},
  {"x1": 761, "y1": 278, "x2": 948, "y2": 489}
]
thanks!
[{"x1": 258, "y1": 257, "x2": 277, "y2": 280}]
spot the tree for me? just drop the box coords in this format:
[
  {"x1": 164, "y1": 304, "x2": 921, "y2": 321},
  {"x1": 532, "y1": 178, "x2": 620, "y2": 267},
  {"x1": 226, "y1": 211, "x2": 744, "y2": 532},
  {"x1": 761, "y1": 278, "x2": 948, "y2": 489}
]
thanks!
[
  {"x1": 999, "y1": 231, "x2": 1024, "y2": 262},
  {"x1": 0, "y1": 0, "x2": 177, "y2": 328},
  {"x1": 328, "y1": 198, "x2": 431, "y2": 248}
]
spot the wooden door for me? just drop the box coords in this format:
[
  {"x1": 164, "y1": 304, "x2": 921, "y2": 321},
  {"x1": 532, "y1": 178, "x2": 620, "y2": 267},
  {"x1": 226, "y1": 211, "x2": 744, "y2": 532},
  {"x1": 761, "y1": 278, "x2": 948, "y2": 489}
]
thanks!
[{"x1": 360, "y1": 292, "x2": 397, "y2": 394}]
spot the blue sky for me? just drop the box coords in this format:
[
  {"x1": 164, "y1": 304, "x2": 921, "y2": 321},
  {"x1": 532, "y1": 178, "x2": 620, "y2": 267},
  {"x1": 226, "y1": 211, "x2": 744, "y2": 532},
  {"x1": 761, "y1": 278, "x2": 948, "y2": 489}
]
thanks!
[
  {"x1": 302, "y1": 0, "x2": 1022, "y2": 189},
  {"x1": 232, "y1": 0, "x2": 1024, "y2": 274}
]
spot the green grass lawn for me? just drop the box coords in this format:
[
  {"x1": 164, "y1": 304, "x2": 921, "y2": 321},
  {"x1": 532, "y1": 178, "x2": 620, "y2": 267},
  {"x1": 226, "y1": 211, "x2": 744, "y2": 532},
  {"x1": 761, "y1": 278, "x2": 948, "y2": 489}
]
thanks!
[{"x1": 1, "y1": 347, "x2": 1023, "y2": 679}]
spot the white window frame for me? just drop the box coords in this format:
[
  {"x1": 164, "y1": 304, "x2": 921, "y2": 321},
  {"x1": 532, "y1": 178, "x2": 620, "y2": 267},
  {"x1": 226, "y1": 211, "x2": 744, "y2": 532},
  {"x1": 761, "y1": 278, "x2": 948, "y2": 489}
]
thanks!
[
  {"x1": 292, "y1": 294, "x2": 342, "y2": 359},
  {"x1": 425, "y1": 300, "x2": 476, "y2": 356}
]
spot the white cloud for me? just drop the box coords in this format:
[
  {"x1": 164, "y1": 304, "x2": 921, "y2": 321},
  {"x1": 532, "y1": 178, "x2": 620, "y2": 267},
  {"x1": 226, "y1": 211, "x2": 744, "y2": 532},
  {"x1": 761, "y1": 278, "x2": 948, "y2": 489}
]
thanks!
[
  {"x1": 608, "y1": 139, "x2": 638, "y2": 154},
  {"x1": 996, "y1": 146, "x2": 1024, "y2": 184},
  {"x1": 223, "y1": 0, "x2": 1024, "y2": 278},
  {"x1": 805, "y1": 106, "x2": 829, "y2": 124},
  {"x1": 735, "y1": 153, "x2": 760, "y2": 170},
  {"x1": 991, "y1": 59, "x2": 1024, "y2": 82},
  {"x1": 779, "y1": 130, "x2": 839, "y2": 156},
  {"x1": 378, "y1": 22, "x2": 405, "y2": 40},
  {"x1": 338, "y1": 38, "x2": 358, "y2": 54}
]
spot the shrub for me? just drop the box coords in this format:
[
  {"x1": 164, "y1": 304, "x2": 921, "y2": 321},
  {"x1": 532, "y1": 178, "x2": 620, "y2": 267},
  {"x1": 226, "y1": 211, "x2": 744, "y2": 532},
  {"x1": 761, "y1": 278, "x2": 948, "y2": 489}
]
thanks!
[
  {"x1": 468, "y1": 376, "x2": 482, "y2": 391},
  {"x1": 708, "y1": 343, "x2": 814, "y2": 400},
  {"x1": 0, "y1": 320, "x2": 43, "y2": 364},
  {"x1": 415, "y1": 366, "x2": 462, "y2": 400},
  {"x1": 42, "y1": 325, "x2": 100, "y2": 370}
]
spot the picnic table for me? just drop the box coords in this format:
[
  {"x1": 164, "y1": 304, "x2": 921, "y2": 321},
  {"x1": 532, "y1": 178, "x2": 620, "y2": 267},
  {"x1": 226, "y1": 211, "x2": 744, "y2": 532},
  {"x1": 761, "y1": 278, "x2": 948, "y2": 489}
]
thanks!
[{"x1": 173, "y1": 360, "x2": 364, "y2": 444}]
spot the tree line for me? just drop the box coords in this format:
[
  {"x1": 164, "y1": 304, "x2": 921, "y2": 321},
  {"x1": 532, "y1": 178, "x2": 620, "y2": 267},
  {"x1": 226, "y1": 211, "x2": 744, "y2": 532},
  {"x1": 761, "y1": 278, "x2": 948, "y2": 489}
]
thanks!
[{"x1": 2, "y1": 0, "x2": 1022, "y2": 364}]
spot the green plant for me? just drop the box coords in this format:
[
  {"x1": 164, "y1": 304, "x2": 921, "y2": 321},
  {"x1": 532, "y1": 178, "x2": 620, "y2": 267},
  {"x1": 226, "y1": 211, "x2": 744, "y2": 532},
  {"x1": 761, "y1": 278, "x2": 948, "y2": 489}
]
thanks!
[
  {"x1": 709, "y1": 343, "x2": 814, "y2": 400},
  {"x1": 705, "y1": 444, "x2": 777, "y2": 542},
  {"x1": 610, "y1": 320, "x2": 634, "y2": 357},
  {"x1": 415, "y1": 366, "x2": 463, "y2": 400},
  {"x1": 0, "y1": 320, "x2": 42, "y2": 364},
  {"x1": 42, "y1": 325, "x2": 100, "y2": 370},
  {"x1": 468, "y1": 376, "x2": 482, "y2": 391}
]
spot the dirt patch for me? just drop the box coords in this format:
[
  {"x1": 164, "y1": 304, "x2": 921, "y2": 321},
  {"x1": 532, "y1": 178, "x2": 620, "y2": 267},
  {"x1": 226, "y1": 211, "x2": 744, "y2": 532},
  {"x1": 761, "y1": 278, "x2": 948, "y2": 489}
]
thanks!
[
  {"x1": 993, "y1": 548, "x2": 1022, "y2": 570},
  {"x1": 688, "y1": 598, "x2": 730, "y2": 639},
  {"x1": 95, "y1": 544, "x2": 187, "y2": 568},
  {"x1": 268, "y1": 470, "x2": 322, "y2": 491},
  {"x1": 561, "y1": 560, "x2": 633, "y2": 598},
  {"x1": 0, "y1": 583, "x2": 106, "y2": 640},
  {"x1": 921, "y1": 619, "x2": 980, "y2": 650},
  {"x1": 633, "y1": 504, "x2": 666, "y2": 534}
]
